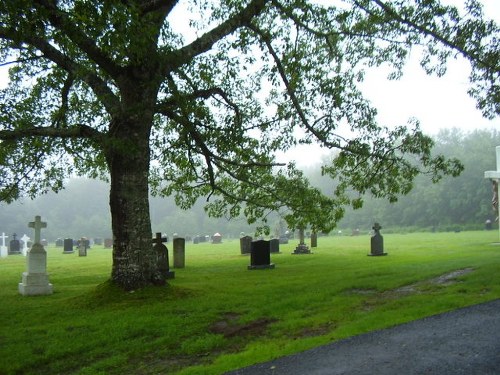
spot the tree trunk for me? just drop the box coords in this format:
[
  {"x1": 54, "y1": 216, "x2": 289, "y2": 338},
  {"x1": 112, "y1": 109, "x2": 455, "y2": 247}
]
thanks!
[{"x1": 106, "y1": 118, "x2": 163, "y2": 290}]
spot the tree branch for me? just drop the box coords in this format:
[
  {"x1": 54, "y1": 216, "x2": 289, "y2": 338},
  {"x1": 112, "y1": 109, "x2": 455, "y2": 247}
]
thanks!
[
  {"x1": 162, "y1": 0, "x2": 268, "y2": 72},
  {"x1": 0, "y1": 125, "x2": 104, "y2": 141}
]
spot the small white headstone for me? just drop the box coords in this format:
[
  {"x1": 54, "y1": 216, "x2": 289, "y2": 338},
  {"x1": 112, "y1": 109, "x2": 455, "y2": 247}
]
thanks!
[
  {"x1": 0, "y1": 232, "x2": 8, "y2": 258},
  {"x1": 20, "y1": 234, "x2": 30, "y2": 256},
  {"x1": 19, "y1": 216, "x2": 53, "y2": 296}
]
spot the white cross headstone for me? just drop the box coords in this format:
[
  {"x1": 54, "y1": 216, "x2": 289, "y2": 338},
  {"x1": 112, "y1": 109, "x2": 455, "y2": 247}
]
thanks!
[
  {"x1": 20, "y1": 234, "x2": 30, "y2": 256},
  {"x1": 28, "y1": 216, "x2": 47, "y2": 244},
  {"x1": 0, "y1": 232, "x2": 7, "y2": 258},
  {"x1": 484, "y1": 146, "x2": 500, "y2": 241},
  {"x1": 19, "y1": 215, "x2": 52, "y2": 296}
]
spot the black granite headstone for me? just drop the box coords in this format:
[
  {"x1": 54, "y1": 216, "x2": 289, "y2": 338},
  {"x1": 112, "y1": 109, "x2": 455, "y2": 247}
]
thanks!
[
  {"x1": 63, "y1": 238, "x2": 74, "y2": 254},
  {"x1": 248, "y1": 240, "x2": 275, "y2": 270}
]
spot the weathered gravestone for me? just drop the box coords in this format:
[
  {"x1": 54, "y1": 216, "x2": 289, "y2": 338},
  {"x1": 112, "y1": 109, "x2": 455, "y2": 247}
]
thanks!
[
  {"x1": 153, "y1": 232, "x2": 175, "y2": 279},
  {"x1": 248, "y1": 240, "x2": 275, "y2": 270},
  {"x1": 0, "y1": 232, "x2": 8, "y2": 258},
  {"x1": 279, "y1": 235, "x2": 289, "y2": 244},
  {"x1": 292, "y1": 227, "x2": 311, "y2": 254},
  {"x1": 240, "y1": 235, "x2": 252, "y2": 255},
  {"x1": 78, "y1": 237, "x2": 88, "y2": 256},
  {"x1": 369, "y1": 222, "x2": 387, "y2": 256},
  {"x1": 20, "y1": 234, "x2": 30, "y2": 256},
  {"x1": 310, "y1": 231, "x2": 318, "y2": 248},
  {"x1": 9, "y1": 233, "x2": 21, "y2": 255},
  {"x1": 212, "y1": 233, "x2": 222, "y2": 244},
  {"x1": 19, "y1": 215, "x2": 53, "y2": 296},
  {"x1": 173, "y1": 237, "x2": 185, "y2": 268},
  {"x1": 269, "y1": 238, "x2": 280, "y2": 253},
  {"x1": 484, "y1": 145, "x2": 500, "y2": 241},
  {"x1": 104, "y1": 238, "x2": 113, "y2": 248},
  {"x1": 93, "y1": 238, "x2": 103, "y2": 246},
  {"x1": 55, "y1": 238, "x2": 63, "y2": 247},
  {"x1": 63, "y1": 238, "x2": 74, "y2": 254}
]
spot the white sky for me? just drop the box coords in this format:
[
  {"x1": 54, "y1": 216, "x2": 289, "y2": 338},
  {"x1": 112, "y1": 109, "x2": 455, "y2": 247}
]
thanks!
[{"x1": 0, "y1": 1, "x2": 498, "y2": 168}]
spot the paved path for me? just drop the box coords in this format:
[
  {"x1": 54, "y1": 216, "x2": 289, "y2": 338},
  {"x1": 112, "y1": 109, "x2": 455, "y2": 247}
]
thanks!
[{"x1": 227, "y1": 299, "x2": 500, "y2": 375}]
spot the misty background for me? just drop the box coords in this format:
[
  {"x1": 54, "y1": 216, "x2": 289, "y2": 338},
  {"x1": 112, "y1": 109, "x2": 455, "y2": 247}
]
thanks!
[{"x1": 1, "y1": 128, "x2": 498, "y2": 241}]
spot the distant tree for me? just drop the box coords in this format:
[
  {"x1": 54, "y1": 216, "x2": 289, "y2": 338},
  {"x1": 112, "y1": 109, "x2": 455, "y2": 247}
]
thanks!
[{"x1": 0, "y1": 1, "x2": 498, "y2": 289}]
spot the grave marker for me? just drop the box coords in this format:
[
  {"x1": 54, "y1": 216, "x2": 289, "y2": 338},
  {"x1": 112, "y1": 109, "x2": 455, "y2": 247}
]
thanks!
[
  {"x1": 484, "y1": 145, "x2": 500, "y2": 241},
  {"x1": 269, "y1": 238, "x2": 280, "y2": 253},
  {"x1": 63, "y1": 238, "x2": 74, "y2": 254},
  {"x1": 240, "y1": 235, "x2": 252, "y2": 255},
  {"x1": 153, "y1": 232, "x2": 174, "y2": 279},
  {"x1": 20, "y1": 234, "x2": 30, "y2": 256},
  {"x1": 78, "y1": 237, "x2": 88, "y2": 256},
  {"x1": 19, "y1": 215, "x2": 53, "y2": 296},
  {"x1": 292, "y1": 227, "x2": 311, "y2": 254},
  {"x1": 173, "y1": 237, "x2": 185, "y2": 268},
  {"x1": 0, "y1": 232, "x2": 8, "y2": 258},
  {"x1": 9, "y1": 233, "x2": 21, "y2": 255},
  {"x1": 368, "y1": 222, "x2": 387, "y2": 256},
  {"x1": 248, "y1": 240, "x2": 275, "y2": 270}
]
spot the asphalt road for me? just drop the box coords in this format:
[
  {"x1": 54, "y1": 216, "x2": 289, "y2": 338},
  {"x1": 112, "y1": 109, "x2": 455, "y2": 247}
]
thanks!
[{"x1": 226, "y1": 299, "x2": 500, "y2": 375}]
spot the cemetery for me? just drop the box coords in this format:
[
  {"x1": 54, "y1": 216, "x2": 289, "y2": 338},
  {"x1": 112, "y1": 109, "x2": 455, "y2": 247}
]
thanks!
[{"x1": 1, "y1": 230, "x2": 499, "y2": 374}]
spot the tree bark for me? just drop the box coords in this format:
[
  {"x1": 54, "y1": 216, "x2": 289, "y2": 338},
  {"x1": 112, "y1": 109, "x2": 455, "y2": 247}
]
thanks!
[{"x1": 106, "y1": 116, "x2": 162, "y2": 290}]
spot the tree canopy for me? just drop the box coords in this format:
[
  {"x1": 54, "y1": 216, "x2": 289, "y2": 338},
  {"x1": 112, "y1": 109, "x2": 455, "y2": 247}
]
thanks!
[{"x1": 0, "y1": 0, "x2": 498, "y2": 289}]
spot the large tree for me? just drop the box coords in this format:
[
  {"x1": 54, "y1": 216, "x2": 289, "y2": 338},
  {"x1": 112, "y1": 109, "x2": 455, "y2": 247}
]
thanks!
[{"x1": 0, "y1": 0, "x2": 498, "y2": 289}]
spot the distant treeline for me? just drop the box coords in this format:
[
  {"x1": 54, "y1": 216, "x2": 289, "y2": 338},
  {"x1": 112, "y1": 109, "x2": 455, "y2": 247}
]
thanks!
[{"x1": 0, "y1": 128, "x2": 498, "y2": 240}]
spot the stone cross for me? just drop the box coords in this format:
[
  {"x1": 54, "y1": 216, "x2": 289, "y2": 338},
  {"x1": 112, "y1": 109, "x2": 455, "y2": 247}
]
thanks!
[
  {"x1": 153, "y1": 232, "x2": 167, "y2": 246},
  {"x1": 28, "y1": 216, "x2": 47, "y2": 245},
  {"x1": 484, "y1": 146, "x2": 500, "y2": 241},
  {"x1": 1, "y1": 232, "x2": 7, "y2": 247}
]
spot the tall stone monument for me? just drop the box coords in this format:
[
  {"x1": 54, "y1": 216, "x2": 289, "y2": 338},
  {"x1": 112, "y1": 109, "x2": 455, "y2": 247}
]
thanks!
[
  {"x1": 19, "y1": 215, "x2": 53, "y2": 296},
  {"x1": 292, "y1": 227, "x2": 312, "y2": 254},
  {"x1": 484, "y1": 146, "x2": 500, "y2": 241}
]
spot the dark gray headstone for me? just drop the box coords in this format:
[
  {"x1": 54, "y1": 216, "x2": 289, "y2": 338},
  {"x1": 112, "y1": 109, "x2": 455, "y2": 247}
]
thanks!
[
  {"x1": 9, "y1": 233, "x2": 20, "y2": 255},
  {"x1": 248, "y1": 240, "x2": 275, "y2": 270},
  {"x1": 311, "y1": 232, "x2": 318, "y2": 248},
  {"x1": 173, "y1": 237, "x2": 185, "y2": 268},
  {"x1": 153, "y1": 232, "x2": 174, "y2": 279},
  {"x1": 369, "y1": 222, "x2": 387, "y2": 256},
  {"x1": 63, "y1": 238, "x2": 74, "y2": 254},
  {"x1": 269, "y1": 238, "x2": 280, "y2": 253},
  {"x1": 240, "y1": 235, "x2": 252, "y2": 255}
]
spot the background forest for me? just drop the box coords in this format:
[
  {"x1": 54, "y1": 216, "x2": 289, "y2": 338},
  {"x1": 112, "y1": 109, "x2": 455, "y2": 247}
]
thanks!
[{"x1": 0, "y1": 128, "x2": 498, "y2": 241}]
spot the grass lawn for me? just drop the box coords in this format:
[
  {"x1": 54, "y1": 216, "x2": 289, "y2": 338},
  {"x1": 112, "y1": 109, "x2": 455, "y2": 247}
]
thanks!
[{"x1": 1, "y1": 231, "x2": 499, "y2": 374}]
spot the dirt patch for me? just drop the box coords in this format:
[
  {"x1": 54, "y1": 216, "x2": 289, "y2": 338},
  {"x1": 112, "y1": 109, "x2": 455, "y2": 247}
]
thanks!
[
  {"x1": 297, "y1": 322, "x2": 337, "y2": 338},
  {"x1": 209, "y1": 313, "x2": 277, "y2": 338},
  {"x1": 345, "y1": 268, "x2": 475, "y2": 297}
]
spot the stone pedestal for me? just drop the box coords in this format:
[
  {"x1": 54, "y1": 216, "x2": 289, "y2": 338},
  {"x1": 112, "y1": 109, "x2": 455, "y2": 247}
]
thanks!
[
  {"x1": 248, "y1": 240, "x2": 275, "y2": 270},
  {"x1": 153, "y1": 233, "x2": 175, "y2": 279},
  {"x1": 18, "y1": 243, "x2": 53, "y2": 296},
  {"x1": 173, "y1": 238, "x2": 185, "y2": 268},
  {"x1": 292, "y1": 227, "x2": 312, "y2": 254}
]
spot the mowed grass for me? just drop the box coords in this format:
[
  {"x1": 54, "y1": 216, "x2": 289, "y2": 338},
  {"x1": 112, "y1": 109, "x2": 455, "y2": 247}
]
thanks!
[{"x1": 1, "y1": 231, "x2": 500, "y2": 374}]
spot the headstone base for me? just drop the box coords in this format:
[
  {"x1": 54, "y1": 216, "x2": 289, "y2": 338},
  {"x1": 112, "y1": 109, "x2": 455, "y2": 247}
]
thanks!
[
  {"x1": 248, "y1": 263, "x2": 275, "y2": 270},
  {"x1": 18, "y1": 272, "x2": 53, "y2": 296},
  {"x1": 368, "y1": 253, "x2": 388, "y2": 256},
  {"x1": 62, "y1": 250, "x2": 74, "y2": 254},
  {"x1": 292, "y1": 243, "x2": 312, "y2": 254}
]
